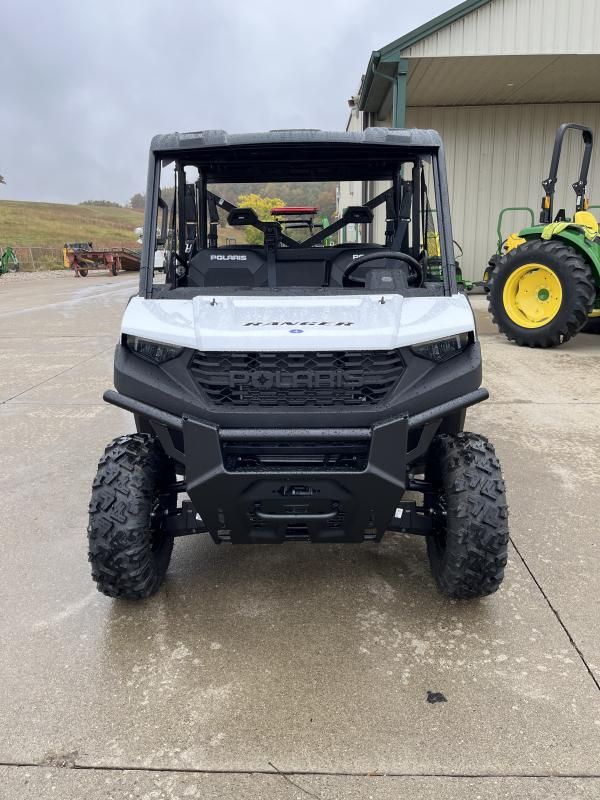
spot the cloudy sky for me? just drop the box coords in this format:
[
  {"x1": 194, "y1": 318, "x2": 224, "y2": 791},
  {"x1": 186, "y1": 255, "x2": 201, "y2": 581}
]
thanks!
[{"x1": 1, "y1": 0, "x2": 458, "y2": 205}]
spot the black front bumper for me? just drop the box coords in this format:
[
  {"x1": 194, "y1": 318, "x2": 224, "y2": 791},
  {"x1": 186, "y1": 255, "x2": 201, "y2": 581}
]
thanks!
[
  {"x1": 184, "y1": 415, "x2": 407, "y2": 544},
  {"x1": 104, "y1": 388, "x2": 488, "y2": 545}
]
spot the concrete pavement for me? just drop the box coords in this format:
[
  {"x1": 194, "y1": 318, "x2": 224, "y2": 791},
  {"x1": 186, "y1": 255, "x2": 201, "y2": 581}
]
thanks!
[{"x1": 1, "y1": 274, "x2": 599, "y2": 798}]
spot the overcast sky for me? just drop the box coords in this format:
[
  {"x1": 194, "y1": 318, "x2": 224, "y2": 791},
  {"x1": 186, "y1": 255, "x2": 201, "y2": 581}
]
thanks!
[{"x1": 1, "y1": 0, "x2": 458, "y2": 205}]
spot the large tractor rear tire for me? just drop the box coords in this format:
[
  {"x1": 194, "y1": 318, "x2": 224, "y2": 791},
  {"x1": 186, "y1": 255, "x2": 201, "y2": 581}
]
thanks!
[
  {"x1": 488, "y1": 240, "x2": 596, "y2": 347},
  {"x1": 582, "y1": 317, "x2": 600, "y2": 334}
]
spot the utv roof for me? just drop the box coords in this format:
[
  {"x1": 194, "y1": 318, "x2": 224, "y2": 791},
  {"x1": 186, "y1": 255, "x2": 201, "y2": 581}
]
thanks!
[
  {"x1": 150, "y1": 127, "x2": 443, "y2": 153},
  {"x1": 150, "y1": 128, "x2": 444, "y2": 182}
]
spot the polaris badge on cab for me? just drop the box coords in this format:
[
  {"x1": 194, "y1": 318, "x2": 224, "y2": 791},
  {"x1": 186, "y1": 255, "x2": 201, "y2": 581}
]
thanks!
[{"x1": 88, "y1": 128, "x2": 509, "y2": 601}]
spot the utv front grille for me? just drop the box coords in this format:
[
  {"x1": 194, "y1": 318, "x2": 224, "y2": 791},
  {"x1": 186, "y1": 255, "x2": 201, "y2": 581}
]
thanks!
[
  {"x1": 221, "y1": 440, "x2": 370, "y2": 472},
  {"x1": 189, "y1": 350, "x2": 405, "y2": 407}
]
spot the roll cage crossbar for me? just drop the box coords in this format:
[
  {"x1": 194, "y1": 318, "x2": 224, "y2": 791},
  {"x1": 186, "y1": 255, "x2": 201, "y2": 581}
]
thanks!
[
  {"x1": 165, "y1": 184, "x2": 408, "y2": 288},
  {"x1": 540, "y1": 123, "x2": 594, "y2": 224},
  {"x1": 205, "y1": 188, "x2": 393, "y2": 249}
]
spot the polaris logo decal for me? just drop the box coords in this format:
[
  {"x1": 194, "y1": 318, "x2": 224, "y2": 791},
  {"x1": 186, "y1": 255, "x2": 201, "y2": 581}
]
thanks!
[
  {"x1": 243, "y1": 321, "x2": 354, "y2": 327},
  {"x1": 229, "y1": 370, "x2": 362, "y2": 389},
  {"x1": 210, "y1": 254, "x2": 247, "y2": 261}
]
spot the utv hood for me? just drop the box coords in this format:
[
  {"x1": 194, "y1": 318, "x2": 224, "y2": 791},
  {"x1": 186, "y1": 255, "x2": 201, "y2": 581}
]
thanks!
[{"x1": 121, "y1": 293, "x2": 475, "y2": 352}]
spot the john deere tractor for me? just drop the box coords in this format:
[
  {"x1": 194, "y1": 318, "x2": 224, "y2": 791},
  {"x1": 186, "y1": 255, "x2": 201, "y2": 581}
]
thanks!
[{"x1": 488, "y1": 123, "x2": 600, "y2": 347}]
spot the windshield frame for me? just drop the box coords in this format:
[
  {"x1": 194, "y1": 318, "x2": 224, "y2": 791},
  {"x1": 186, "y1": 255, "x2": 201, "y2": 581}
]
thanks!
[{"x1": 140, "y1": 138, "x2": 457, "y2": 298}]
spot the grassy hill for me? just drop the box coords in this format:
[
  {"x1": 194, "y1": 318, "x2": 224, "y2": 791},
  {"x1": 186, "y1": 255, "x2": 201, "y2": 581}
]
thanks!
[{"x1": 0, "y1": 200, "x2": 144, "y2": 248}]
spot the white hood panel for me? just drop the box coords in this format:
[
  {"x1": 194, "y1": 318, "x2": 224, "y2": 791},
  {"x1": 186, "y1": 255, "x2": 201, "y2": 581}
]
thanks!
[{"x1": 121, "y1": 293, "x2": 476, "y2": 351}]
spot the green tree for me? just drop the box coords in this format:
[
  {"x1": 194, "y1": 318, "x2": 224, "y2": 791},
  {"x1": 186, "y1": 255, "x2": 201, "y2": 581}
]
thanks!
[
  {"x1": 238, "y1": 192, "x2": 285, "y2": 245},
  {"x1": 129, "y1": 192, "x2": 145, "y2": 209}
]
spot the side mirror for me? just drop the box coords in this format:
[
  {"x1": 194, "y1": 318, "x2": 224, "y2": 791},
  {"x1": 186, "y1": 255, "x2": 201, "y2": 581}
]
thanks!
[
  {"x1": 156, "y1": 195, "x2": 169, "y2": 245},
  {"x1": 228, "y1": 207, "x2": 261, "y2": 227}
]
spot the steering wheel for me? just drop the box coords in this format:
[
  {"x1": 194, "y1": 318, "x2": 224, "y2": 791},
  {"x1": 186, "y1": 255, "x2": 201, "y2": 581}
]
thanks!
[{"x1": 342, "y1": 251, "x2": 424, "y2": 288}]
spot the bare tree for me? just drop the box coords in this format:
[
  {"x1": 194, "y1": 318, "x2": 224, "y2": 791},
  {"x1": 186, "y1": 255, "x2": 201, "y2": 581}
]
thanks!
[{"x1": 0, "y1": 175, "x2": 5, "y2": 184}]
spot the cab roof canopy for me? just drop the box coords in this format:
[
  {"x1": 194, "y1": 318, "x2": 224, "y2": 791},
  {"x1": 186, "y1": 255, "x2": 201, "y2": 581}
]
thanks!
[{"x1": 151, "y1": 128, "x2": 441, "y2": 183}]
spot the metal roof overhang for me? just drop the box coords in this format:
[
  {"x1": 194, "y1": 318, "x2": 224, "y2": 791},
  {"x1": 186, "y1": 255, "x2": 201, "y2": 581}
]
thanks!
[
  {"x1": 358, "y1": 0, "x2": 600, "y2": 113},
  {"x1": 407, "y1": 54, "x2": 600, "y2": 106},
  {"x1": 360, "y1": 53, "x2": 600, "y2": 113},
  {"x1": 358, "y1": 0, "x2": 492, "y2": 111}
]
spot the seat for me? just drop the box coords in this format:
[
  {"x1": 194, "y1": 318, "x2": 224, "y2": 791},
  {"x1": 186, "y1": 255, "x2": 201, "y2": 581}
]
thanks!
[{"x1": 574, "y1": 211, "x2": 599, "y2": 235}]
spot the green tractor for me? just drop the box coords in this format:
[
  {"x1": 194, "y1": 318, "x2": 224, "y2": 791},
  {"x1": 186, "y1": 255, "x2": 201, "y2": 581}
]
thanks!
[
  {"x1": 488, "y1": 123, "x2": 600, "y2": 346},
  {"x1": 0, "y1": 246, "x2": 20, "y2": 276},
  {"x1": 484, "y1": 206, "x2": 535, "y2": 291}
]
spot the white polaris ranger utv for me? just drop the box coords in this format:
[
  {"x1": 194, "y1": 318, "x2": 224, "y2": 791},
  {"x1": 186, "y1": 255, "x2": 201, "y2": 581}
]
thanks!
[{"x1": 88, "y1": 128, "x2": 509, "y2": 600}]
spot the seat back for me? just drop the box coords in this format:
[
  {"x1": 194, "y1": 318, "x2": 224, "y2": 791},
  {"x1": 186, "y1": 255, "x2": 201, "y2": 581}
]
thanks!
[
  {"x1": 187, "y1": 244, "x2": 388, "y2": 288},
  {"x1": 274, "y1": 248, "x2": 329, "y2": 287},
  {"x1": 188, "y1": 248, "x2": 267, "y2": 287},
  {"x1": 574, "y1": 210, "x2": 599, "y2": 234}
]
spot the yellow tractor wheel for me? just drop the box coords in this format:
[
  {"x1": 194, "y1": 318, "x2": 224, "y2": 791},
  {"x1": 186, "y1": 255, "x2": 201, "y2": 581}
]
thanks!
[
  {"x1": 502, "y1": 263, "x2": 563, "y2": 329},
  {"x1": 488, "y1": 240, "x2": 595, "y2": 347}
]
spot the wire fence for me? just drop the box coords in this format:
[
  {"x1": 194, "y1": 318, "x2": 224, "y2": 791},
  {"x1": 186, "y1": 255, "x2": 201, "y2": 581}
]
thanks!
[{"x1": 0, "y1": 243, "x2": 138, "y2": 272}]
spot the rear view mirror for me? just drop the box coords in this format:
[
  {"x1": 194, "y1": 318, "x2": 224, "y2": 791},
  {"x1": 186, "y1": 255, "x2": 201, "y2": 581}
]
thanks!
[{"x1": 342, "y1": 206, "x2": 374, "y2": 225}]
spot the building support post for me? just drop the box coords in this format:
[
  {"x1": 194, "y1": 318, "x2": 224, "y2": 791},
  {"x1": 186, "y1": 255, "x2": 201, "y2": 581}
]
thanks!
[{"x1": 392, "y1": 59, "x2": 409, "y2": 128}]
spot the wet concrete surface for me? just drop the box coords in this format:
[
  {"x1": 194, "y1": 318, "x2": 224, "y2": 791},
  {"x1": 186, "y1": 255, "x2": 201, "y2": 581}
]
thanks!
[{"x1": 1, "y1": 274, "x2": 599, "y2": 797}]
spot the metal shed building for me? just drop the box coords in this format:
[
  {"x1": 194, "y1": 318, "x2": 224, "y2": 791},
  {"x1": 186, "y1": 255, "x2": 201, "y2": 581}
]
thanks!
[{"x1": 340, "y1": 0, "x2": 600, "y2": 282}]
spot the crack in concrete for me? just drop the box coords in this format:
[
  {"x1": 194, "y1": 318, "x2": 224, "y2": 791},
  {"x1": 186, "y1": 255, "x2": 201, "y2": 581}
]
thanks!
[
  {"x1": 0, "y1": 282, "x2": 136, "y2": 319},
  {"x1": 485, "y1": 401, "x2": 600, "y2": 406},
  {"x1": 0, "y1": 345, "x2": 114, "y2": 405},
  {"x1": 1, "y1": 402, "x2": 108, "y2": 407},
  {"x1": 269, "y1": 761, "x2": 322, "y2": 798},
  {"x1": 1, "y1": 335, "x2": 115, "y2": 340},
  {"x1": 1, "y1": 762, "x2": 600, "y2": 779},
  {"x1": 510, "y1": 537, "x2": 600, "y2": 693}
]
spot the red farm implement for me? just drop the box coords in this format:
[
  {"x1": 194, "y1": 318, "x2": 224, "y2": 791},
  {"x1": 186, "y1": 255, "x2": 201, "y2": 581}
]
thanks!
[{"x1": 63, "y1": 242, "x2": 141, "y2": 277}]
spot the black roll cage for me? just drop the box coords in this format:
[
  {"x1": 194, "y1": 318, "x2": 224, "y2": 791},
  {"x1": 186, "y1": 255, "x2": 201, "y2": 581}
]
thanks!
[
  {"x1": 139, "y1": 131, "x2": 458, "y2": 298},
  {"x1": 207, "y1": 187, "x2": 394, "y2": 248}
]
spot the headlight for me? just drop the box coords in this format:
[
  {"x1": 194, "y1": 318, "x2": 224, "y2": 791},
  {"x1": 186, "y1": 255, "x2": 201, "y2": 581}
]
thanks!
[
  {"x1": 125, "y1": 335, "x2": 183, "y2": 365},
  {"x1": 411, "y1": 332, "x2": 471, "y2": 363}
]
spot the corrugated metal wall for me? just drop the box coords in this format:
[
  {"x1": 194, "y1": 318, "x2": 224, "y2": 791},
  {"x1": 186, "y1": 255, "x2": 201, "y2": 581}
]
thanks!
[
  {"x1": 339, "y1": 0, "x2": 600, "y2": 278},
  {"x1": 402, "y1": 0, "x2": 600, "y2": 58},
  {"x1": 406, "y1": 102, "x2": 600, "y2": 281}
]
